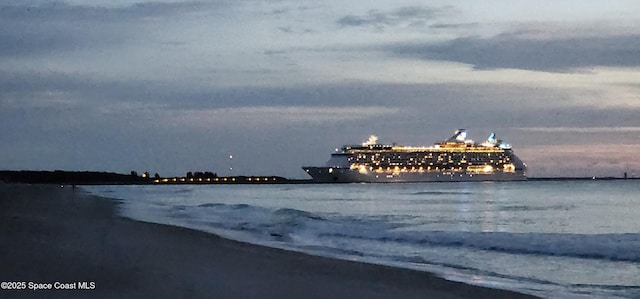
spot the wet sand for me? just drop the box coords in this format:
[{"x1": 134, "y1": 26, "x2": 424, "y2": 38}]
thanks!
[{"x1": 0, "y1": 184, "x2": 539, "y2": 298}]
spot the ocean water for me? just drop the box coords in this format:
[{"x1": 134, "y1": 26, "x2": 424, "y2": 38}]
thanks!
[{"x1": 85, "y1": 181, "x2": 640, "y2": 299}]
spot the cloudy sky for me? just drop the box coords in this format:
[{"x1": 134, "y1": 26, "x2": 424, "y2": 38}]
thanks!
[{"x1": 2, "y1": 0, "x2": 640, "y2": 178}]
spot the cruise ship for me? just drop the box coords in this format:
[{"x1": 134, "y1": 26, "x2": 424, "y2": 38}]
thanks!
[{"x1": 303, "y1": 129, "x2": 527, "y2": 183}]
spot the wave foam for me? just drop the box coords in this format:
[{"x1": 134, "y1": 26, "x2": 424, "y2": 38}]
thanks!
[
  {"x1": 327, "y1": 231, "x2": 640, "y2": 262},
  {"x1": 175, "y1": 202, "x2": 640, "y2": 263}
]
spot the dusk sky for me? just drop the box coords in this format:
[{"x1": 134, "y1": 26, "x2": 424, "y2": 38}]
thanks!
[{"x1": 2, "y1": 0, "x2": 640, "y2": 178}]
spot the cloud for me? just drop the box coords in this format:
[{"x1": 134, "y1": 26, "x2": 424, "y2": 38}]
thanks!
[
  {"x1": 4, "y1": 69, "x2": 640, "y2": 128},
  {"x1": 337, "y1": 6, "x2": 455, "y2": 30},
  {"x1": 516, "y1": 127, "x2": 640, "y2": 133},
  {"x1": 0, "y1": 1, "x2": 214, "y2": 57},
  {"x1": 0, "y1": 70, "x2": 175, "y2": 110},
  {"x1": 157, "y1": 106, "x2": 399, "y2": 128},
  {"x1": 429, "y1": 22, "x2": 479, "y2": 30},
  {"x1": 386, "y1": 33, "x2": 640, "y2": 72},
  {"x1": 0, "y1": 1, "x2": 209, "y2": 22},
  {"x1": 0, "y1": 70, "x2": 96, "y2": 94}
]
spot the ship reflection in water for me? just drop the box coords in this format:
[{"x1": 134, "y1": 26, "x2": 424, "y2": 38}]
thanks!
[{"x1": 303, "y1": 129, "x2": 527, "y2": 183}]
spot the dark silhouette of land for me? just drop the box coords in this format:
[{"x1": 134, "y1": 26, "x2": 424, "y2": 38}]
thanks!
[
  {"x1": 0, "y1": 170, "x2": 145, "y2": 185},
  {"x1": 0, "y1": 170, "x2": 294, "y2": 185},
  {"x1": 1, "y1": 170, "x2": 636, "y2": 185}
]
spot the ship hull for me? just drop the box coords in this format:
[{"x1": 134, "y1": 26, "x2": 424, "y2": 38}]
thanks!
[{"x1": 302, "y1": 167, "x2": 526, "y2": 183}]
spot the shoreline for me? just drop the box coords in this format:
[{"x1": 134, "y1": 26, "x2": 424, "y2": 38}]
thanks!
[{"x1": 0, "y1": 184, "x2": 539, "y2": 298}]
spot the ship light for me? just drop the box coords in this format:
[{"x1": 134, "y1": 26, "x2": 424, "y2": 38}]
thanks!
[
  {"x1": 483, "y1": 165, "x2": 494, "y2": 173},
  {"x1": 329, "y1": 168, "x2": 333, "y2": 174},
  {"x1": 358, "y1": 165, "x2": 368, "y2": 174},
  {"x1": 393, "y1": 166, "x2": 401, "y2": 174},
  {"x1": 503, "y1": 163, "x2": 516, "y2": 172}
]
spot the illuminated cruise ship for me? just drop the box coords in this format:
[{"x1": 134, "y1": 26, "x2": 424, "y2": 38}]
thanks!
[{"x1": 303, "y1": 129, "x2": 527, "y2": 183}]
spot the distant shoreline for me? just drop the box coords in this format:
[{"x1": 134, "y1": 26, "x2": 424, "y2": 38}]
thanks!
[
  {"x1": 527, "y1": 177, "x2": 639, "y2": 181},
  {"x1": 1, "y1": 170, "x2": 638, "y2": 185}
]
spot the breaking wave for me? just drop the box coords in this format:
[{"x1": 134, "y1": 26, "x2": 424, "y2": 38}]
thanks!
[{"x1": 169, "y1": 202, "x2": 640, "y2": 263}]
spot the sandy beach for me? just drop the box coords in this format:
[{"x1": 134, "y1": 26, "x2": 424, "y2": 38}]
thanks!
[{"x1": 0, "y1": 184, "x2": 539, "y2": 299}]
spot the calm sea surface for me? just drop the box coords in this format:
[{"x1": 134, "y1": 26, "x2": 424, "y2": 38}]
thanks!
[{"x1": 85, "y1": 180, "x2": 640, "y2": 299}]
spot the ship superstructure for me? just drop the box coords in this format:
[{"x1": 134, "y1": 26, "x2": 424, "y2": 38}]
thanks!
[{"x1": 303, "y1": 129, "x2": 526, "y2": 183}]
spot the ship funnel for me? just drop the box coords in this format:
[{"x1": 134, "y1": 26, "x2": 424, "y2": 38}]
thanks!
[
  {"x1": 486, "y1": 132, "x2": 497, "y2": 145},
  {"x1": 498, "y1": 140, "x2": 512, "y2": 149},
  {"x1": 447, "y1": 129, "x2": 467, "y2": 142},
  {"x1": 362, "y1": 135, "x2": 378, "y2": 146}
]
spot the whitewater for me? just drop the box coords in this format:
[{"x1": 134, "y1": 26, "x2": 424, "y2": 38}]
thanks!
[{"x1": 85, "y1": 180, "x2": 640, "y2": 299}]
